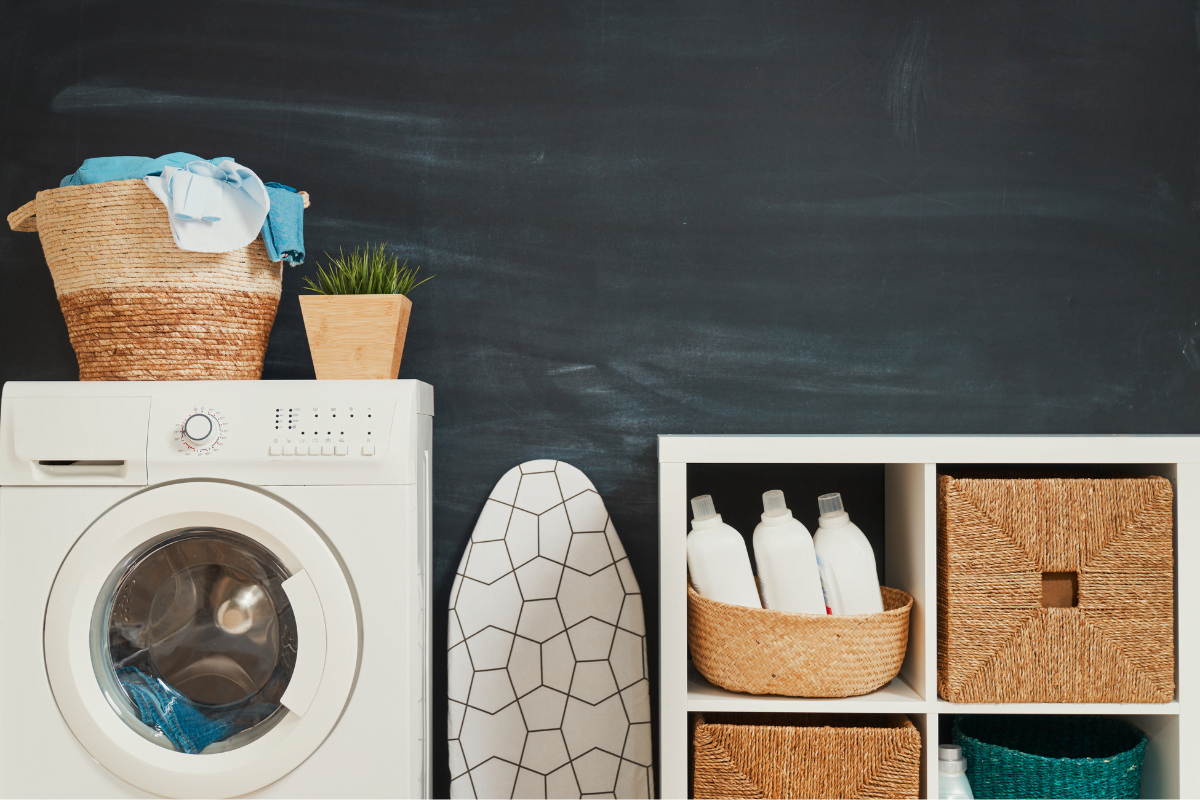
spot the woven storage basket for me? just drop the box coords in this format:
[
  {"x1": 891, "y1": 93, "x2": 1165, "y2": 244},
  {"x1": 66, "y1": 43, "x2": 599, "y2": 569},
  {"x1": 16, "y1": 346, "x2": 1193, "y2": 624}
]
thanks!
[
  {"x1": 937, "y1": 473, "x2": 1174, "y2": 704},
  {"x1": 7, "y1": 179, "x2": 308, "y2": 380},
  {"x1": 688, "y1": 583, "x2": 912, "y2": 697},
  {"x1": 953, "y1": 714, "x2": 1146, "y2": 799},
  {"x1": 692, "y1": 712, "x2": 921, "y2": 799}
]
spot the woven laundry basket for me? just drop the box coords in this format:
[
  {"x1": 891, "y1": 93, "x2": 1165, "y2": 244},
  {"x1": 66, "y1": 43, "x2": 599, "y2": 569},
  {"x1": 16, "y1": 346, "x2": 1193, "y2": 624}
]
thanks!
[
  {"x1": 688, "y1": 583, "x2": 912, "y2": 697},
  {"x1": 938, "y1": 473, "x2": 1174, "y2": 704},
  {"x1": 7, "y1": 179, "x2": 308, "y2": 380},
  {"x1": 953, "y1": 715, "x2": 1146, "y2": 799},
  {"x1": 692, "y1": 712, "x2": 921, "y2": 799}
]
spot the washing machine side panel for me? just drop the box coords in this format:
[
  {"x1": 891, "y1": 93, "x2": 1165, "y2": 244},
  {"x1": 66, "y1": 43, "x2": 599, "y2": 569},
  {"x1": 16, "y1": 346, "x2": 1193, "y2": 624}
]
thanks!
[
  {"x1": 257, "y1": 484, "x2": 420, "y2": 799},
  {"x1": 0, "y1": 486, "x2": 149, "y2": 799}
]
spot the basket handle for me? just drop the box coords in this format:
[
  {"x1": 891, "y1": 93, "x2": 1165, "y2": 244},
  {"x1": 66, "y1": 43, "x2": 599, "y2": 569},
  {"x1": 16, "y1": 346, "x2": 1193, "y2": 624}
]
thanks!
[{"x1": 7, "y1": 199, "x2": 37, "y2": 232}]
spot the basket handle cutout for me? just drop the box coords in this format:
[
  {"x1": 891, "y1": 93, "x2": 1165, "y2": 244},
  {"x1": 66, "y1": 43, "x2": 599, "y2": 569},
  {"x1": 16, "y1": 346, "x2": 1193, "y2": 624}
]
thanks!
[
  {"x1": 1041, "y1": 571, "x2": 1078, "y2": 608},
  {"x1": 7, "y1": 199, "x2": 37, "y2": 232}
]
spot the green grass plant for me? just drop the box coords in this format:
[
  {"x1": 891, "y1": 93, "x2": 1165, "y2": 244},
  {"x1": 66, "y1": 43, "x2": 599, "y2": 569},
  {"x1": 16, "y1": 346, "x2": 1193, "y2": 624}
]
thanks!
[{"x1": 303, "y1": 243, "x2": 433, "y2": 296}]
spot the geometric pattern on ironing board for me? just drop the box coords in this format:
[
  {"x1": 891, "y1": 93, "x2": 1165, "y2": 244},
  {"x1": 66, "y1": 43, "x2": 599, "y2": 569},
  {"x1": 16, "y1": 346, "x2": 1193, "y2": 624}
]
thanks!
[{"x1": 448, "y1": 460, "x2": 654, "y2": 799}]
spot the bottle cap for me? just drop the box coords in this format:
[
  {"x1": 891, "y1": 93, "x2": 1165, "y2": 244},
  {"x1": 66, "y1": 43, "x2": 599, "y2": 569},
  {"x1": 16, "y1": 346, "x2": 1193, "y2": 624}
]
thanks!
[
  {"x1": 818, "y1": 493, "x2": 844, "y2": 516},
  {"x1": 690, "y1": 495, "x2": 722, "y2": 529},
  {"x1": 762, "y1": 490, "x2": 788, "y2": 517},
  {"x1": 938, "y1": 744, "x2": 967, "y2": 773},
  {"x1": 758, "y1": 489, "x2": 795, "y2": 525}
]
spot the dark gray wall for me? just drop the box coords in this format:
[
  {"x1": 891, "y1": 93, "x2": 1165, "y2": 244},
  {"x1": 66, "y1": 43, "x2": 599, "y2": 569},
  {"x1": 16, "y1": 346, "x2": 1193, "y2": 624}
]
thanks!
[{"x1": 4, "y1": 1, "x2": 1200, "y2": 796}]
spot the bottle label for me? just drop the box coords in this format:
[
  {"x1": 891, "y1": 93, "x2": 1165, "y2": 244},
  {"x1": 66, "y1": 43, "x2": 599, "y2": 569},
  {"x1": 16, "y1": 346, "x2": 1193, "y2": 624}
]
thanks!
[{"x1": 816, "y1": 554, "x2": 833, "y2": 615}]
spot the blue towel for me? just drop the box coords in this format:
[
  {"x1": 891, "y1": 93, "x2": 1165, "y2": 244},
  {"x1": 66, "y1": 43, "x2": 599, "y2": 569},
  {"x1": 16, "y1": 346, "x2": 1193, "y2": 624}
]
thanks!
[
  {"x1": 59, "y1": 153, "x2": 233, "y2": 187},
  {"x1": 262, "y1": 182, "x2": 306, "y2": 266},
  {"x1": 117, "y1": 667, "x2": 237, "y2": 754}
]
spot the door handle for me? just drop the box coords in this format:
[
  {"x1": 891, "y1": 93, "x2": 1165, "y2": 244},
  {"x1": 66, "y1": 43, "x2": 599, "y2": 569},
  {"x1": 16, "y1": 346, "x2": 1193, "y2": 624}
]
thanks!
[{"x1": 280, "y1": 569, "x2": 327, "y2": 717}]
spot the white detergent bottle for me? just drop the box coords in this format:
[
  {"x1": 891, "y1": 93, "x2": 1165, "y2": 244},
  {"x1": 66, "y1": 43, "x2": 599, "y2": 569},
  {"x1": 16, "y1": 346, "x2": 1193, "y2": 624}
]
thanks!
[
  {"x1": 937, "y1": 745, "x2": 974, "y2": 799},
  {"x1": 752, "y1": 490, "x2": 826, "y2": 614},
  {"x1": 687, "y1": 495, "x2": 762, "y2": 608},
  {"x1": 812, "y1": 493, "x2": 884, "y2": 615}
]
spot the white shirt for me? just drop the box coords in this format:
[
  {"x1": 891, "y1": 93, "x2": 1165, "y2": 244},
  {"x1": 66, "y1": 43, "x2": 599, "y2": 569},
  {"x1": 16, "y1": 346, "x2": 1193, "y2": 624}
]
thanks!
[{"x1": 144, "y1": 159, "x2": 270, "y2": 253}]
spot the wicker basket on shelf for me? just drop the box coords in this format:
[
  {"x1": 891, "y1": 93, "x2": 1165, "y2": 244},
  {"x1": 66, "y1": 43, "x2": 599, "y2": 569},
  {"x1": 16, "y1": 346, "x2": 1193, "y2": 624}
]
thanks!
[
  {"x1": 687, "y1": 583, "x2": 912, "y2": 697},
  {"x1": 7, "y1": 179, "x2": 309, "y2": 380},
  {"x1": 692, "y1": 712, "x2": 921, "y2": 799},
  {"x1": 938, "y1": 472, "x2": 1174, "y2": 704}
]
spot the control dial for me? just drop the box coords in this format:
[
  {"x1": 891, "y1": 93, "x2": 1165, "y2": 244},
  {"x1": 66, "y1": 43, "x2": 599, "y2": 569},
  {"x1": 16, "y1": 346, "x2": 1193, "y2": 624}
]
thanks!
[{"x1": 183, "y1": 413, "x2": 218, "y2": 446}]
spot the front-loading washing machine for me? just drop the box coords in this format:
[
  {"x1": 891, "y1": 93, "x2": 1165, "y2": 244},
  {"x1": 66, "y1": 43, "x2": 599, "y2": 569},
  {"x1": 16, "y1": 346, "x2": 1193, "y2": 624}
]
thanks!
[{"x1": 0, "y1": 380, "x2": 432, "y2": 799}]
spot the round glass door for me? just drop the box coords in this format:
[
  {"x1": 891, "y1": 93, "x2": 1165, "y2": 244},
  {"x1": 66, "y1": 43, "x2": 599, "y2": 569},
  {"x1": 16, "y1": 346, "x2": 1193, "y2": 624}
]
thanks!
[{"x1": 90, "y1": 529, "x2": 298, "y2": 754}]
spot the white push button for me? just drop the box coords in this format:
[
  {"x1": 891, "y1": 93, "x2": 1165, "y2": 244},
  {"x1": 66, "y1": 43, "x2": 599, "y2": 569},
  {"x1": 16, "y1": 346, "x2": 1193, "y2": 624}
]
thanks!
[
  {"x1": 283, "y1": 444, "x2": 296, "y2": 456},
  {"x1": 309, "y1": 444, "x2": 321, "y2": 456},
  {"x1": 322, "y1": 444, "x2": 334, "y2": 455},
  {"x1": 362, "y1": 444, "x2": 376, "y2": 456},
  {"x1": 335, "y1": 444, "x2": 348, "y2": 455},
  {"x1": 269, "y1": 445, "x2": 282, "y2": 456}
]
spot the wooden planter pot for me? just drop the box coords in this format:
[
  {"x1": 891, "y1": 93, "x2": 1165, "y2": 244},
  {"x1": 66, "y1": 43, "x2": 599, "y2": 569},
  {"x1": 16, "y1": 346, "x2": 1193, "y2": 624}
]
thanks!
[{"x1": 299, "y1": 294, "x2": 412, "y2": 379}]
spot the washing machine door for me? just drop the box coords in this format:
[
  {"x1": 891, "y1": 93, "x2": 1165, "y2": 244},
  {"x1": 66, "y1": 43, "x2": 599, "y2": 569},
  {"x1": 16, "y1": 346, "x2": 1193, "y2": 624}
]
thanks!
[{"x1": 44, "y1": 482, "x2": 359, "y2": 799}]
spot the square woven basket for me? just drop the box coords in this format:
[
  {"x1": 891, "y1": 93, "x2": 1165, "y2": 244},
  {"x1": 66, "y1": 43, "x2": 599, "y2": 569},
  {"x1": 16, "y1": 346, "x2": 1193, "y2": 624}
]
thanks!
[
  {"x1": 691, "y1": 713, "x2": 921, "y2": 799},
  {"x1": 937, "y1": 472, "x2": 1175, "y2": 703}
]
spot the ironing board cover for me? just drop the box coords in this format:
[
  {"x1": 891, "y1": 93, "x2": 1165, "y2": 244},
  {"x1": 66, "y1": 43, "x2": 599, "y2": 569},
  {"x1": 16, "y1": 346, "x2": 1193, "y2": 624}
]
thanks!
[{"x1": 448, "y1": 460, "x2": 654, "y2": 799}]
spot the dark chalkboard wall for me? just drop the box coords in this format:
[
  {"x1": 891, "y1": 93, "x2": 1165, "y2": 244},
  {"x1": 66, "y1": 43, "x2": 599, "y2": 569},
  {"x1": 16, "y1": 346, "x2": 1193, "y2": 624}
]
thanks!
[{"x1": 4, "y1": 1, "x2": 1200, "y2": 795}]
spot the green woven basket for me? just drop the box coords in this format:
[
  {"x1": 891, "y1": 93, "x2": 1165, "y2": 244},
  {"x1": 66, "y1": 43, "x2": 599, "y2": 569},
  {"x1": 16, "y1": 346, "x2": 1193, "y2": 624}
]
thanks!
[{"x1": 953, "y1": 715, "x2": 1146, "y2": 799}]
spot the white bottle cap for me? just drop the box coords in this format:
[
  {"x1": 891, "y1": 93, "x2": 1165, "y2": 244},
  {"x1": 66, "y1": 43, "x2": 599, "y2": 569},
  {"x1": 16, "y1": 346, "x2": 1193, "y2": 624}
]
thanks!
[
  {"x1": 817, "y1": 492, "x2": 850, "y2": 527},
  {"x1": 690, "y1": 495, "x2": 722, "y2": 530},
  {"x1": 759, "y1": 490, "x2": 794, "y2": 525},
  {"x1": 818, "y1": 493, "x2": 844, "y2": 515},
  {"x1": 938, "y1": 744, "x2": 967, "y2": 773},
  {"x1": 762, "y1": 490, "x2": 787, "y2": 516}
]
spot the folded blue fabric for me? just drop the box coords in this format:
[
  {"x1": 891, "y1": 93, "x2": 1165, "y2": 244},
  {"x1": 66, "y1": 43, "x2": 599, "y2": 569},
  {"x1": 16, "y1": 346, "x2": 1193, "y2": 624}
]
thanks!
[
  {"x1": 117, "y1": 666, "x2": 236, "y2": 754},
  {"x1": 59, "y1": 153, "x2": 233, "y2": 187},
  {"x1": 263, "y1": 182, "x2": 306, "y2": 266}
]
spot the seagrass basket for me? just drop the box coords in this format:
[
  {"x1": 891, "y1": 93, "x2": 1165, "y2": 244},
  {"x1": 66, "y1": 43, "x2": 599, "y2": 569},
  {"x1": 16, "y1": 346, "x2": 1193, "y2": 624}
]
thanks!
[
  {"x1": 692, "y1": 712, "x2": 921, "y2": 799},
  {"x1": 687, "y1": 583, "x2": 912, "y2": 697},
  {"x1": 938, "y1": 473, "x2": 1174, "y2": 704},
  {"x1": 7, "y1": 179, "x2": 308, "y2": 380},
  {"x1": 953, "y1": 715, "x2": 1146, "y2": 799}
]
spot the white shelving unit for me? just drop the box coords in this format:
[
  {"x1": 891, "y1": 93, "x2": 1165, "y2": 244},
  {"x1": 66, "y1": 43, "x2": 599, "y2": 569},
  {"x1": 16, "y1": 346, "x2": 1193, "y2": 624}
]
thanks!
[{"x1": 659, "y1": 436, "x2": 1197, "y2": 799}]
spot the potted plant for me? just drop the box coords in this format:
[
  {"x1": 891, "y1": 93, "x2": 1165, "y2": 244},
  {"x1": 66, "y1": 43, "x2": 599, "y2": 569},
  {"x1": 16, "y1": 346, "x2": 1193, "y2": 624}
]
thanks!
[{"x1": 299, "y1": 244, "x2": 433, "y2": 379}]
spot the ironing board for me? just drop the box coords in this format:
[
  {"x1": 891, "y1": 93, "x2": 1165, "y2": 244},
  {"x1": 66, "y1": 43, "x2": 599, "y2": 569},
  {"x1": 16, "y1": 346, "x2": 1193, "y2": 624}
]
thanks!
[{"x1": 448, "y1": 460, "x2": 654, "y2": 799}]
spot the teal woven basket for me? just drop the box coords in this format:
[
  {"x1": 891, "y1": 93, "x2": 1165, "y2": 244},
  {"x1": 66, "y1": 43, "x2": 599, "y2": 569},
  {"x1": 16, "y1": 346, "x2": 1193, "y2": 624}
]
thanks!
[{"x1": 953, "y1": 715, "x2": 1146, "y2": 799}]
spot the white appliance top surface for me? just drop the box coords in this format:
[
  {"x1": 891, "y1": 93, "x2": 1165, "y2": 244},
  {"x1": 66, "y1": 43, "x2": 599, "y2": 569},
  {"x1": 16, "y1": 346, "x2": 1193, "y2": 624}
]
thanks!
[{"x1": 0, "y1": 380, "x2": 432, "y2": 486}]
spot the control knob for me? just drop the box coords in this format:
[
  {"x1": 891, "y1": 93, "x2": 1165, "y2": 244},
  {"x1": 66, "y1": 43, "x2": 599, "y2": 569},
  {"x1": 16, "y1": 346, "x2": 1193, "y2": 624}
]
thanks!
[{"x1": 183, "y1": 413, "x2": 218, "y2": 446}]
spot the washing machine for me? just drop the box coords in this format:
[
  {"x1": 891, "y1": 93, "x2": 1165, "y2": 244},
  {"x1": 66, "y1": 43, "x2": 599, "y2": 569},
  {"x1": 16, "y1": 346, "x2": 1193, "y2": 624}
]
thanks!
[{"x1": 0, "y1": 380, "x2": 432, "y2": 799}]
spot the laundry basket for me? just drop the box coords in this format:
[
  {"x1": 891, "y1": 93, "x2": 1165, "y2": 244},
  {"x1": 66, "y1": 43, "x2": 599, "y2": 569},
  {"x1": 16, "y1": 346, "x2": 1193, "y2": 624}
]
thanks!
[
  {"x1": 938, "y1": 472, "x2": 1174, "y2": 704},
  {"x1": 688, "y1": 582, "x2": 912, "y2": 697},
  {"x1": 692, "y1": 712, "x2": 921, "y2": 799},
  {"x1": 953, "y1": 715, "x2": 1147, "y2": 799},
  {"x1": 8, "y1": 179, "x2": 308, "y2": 380}
]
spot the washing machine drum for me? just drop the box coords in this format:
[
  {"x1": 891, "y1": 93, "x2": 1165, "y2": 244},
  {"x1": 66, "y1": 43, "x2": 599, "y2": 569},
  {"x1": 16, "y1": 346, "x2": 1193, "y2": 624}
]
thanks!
[
  {"x1": 102, "y1": 530, "x2": 298, "y2": 753},
  {"x1": 44, "y1": 483, "x2": 359, "y2": 798}
]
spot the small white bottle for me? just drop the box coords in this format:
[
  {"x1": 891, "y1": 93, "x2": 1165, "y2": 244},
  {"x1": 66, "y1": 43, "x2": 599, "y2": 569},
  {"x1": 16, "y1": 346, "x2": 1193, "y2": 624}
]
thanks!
[
  {"x1": 937, "y1": 745, "x2": 974, "y2": 800},
  {"x1": 752, "y1": 490, "x2": 826, "y2": 614},
  {"x1": 812, "y1": 493, "x2": 884, "y2": 615},
  {"x1": 687, "y1": 495, "x2": 762, "y2": 608}
]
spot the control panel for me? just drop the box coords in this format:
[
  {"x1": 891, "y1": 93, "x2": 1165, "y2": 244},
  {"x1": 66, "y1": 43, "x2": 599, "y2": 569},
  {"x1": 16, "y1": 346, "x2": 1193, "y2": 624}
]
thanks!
[
  {"x1": 269, "y1": 404, "x2": 383, "y2": 457},
  {"x1": 0, "y1": 379, "x2": 431, "y2": 486},
  {"x1": 168, "y1": 400, "x2": 391, "y2": 459}
]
